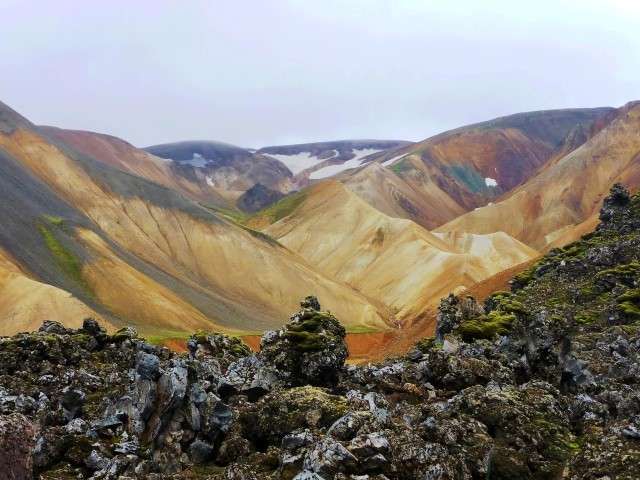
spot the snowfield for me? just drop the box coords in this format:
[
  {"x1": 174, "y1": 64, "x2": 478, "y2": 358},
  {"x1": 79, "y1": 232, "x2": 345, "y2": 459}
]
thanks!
[{"x1": 309, "y1": 149, "x2": 384, "y2": 179}]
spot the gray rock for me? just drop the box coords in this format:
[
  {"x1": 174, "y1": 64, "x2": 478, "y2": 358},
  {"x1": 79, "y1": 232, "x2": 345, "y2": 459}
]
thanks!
[
  {"x1": 157, "y1": 364, "x2": 188, "y2": 414},
  {"x1": 303, "y1": 438, "x2": 358, "y2": 477},
  {"x1": 199, "y1": 393, "x2": 232, "y2": 441},
  {"x1": 622, "y1": 425, "x2": 640, "y2": 438},
  {"x1": 282, "y1": 430, "x2": 319, "y2": 451},
  {"x1": 188, "y1": 437, "x2": 215, "y2": 464},
  {"x1": 65, "y1": 417, "x2": 87, "y2": 434},
  {"x1": 292, "y1": 471, "x2": 325, "y2": 480},
  {"x1": 59, "y1": 386, "x2": 86, "y2": 422},
  {"x1": 136, "y1": 353, "x2": 161, "y2": 381},
  {"x1": 350, "y1": 433, "x2": 389, "y2": 457},
  {"x1": 133, "y1": 377, "x2": 157, "y2": 421},
  {"x1": 86, "y1": 449, "x2": 110, "y2": 471}
]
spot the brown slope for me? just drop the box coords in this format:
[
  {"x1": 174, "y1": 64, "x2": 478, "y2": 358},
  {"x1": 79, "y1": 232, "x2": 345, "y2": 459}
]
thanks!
[
  {"x1": 348, "y1": 108, "x2": 613, "y2": 229},
  {"x1": 436, "y1": 101, "x2": 640, "y2": 251},
  {"x1": 255, "y1": 180, "x2": 537, "y2": 322},
  {"x1": 40, "y1": 127, "x2": 237, "y2": 210},
  {"x1": 0, "y1": 101, "x2": 389, "y2": 336},
  {"x1": 342, "y1": 162, "x2": 466, "y2": 229}
]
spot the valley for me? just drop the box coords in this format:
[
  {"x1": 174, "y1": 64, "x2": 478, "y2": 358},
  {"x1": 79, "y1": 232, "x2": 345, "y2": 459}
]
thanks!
[{"x1": 1, "y1": 99, "x2": 639, "y2": 360}]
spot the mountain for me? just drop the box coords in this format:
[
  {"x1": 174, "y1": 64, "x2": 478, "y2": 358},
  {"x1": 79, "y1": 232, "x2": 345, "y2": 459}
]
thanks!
[
  {"x1": 257, "y1": 139, "x2": 411, "y2": 183},
  {"x1": 40, "y1": 127, "x2": 237, "y2": 210},
  {"x1": 145, "y1": 140, "x2": 295, "y2": 195},
  {"x1": 342, "y1": 107, "x2": 613, "y2": 229},
  {"x1": 248, "y1": 179, "x2": 537, "y2": 321},
  {"x1": 437, "y1": 101, "x2": 640, "y2": 250},
  {"x1": 0, "y1": 100, "x2": 389, "y2": 336}
]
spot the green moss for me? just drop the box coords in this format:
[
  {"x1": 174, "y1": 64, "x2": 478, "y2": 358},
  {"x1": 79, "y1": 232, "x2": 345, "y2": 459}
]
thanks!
[
  {"x1": 246, "y1": 190, "x2": 308, "y2": 225},
  {"x1": 458, "y1": 311, "x2": 516, "y2": 341},
  {"x1": 37, "y1": 222, "x2": 85, "y2": 288},
  {"x1": 596, "y1": 261, "x2": 640, "y2": 279},
  {"x1": 414, "y1": 336, "x2": 441, "y2": 353},
  {"x1": 283, "y1": 330, "x2": 327, "y2": 351},
  {"x1": 390, "y1": 160, "x2": 412, "y2": 175},
  {"x1": 43, "y1": 214, "x2": 67, "y2": 231}
]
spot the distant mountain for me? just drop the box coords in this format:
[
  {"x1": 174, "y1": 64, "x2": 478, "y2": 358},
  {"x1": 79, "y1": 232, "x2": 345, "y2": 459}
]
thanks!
[
  {"x1": 40, "y1": 127, "x2": 236, "y2": 210},
  {"x1": 145, "y1": 140, "x2": 294, "y2": 195},
  {"x1": 436, "y1": 101, "x2": 640, "y2": 250},
  {"x1": 344, "y1": 107, "x2": 613, "y2": 228},
  {"x1": 257, "y1": 139, "x2": 411, "y2": 182}
]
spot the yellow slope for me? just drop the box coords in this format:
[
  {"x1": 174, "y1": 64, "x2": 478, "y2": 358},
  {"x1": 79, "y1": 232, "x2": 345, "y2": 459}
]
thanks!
[
  {"x1": 262, "y1": 180, "x2": 537, "y2": 321},
  {"x1": 0, "y1": 247, "x2": 111, "y2": 335},
  {"x1": 0, "y1": 128, "x2": 389, "y2": 334}
]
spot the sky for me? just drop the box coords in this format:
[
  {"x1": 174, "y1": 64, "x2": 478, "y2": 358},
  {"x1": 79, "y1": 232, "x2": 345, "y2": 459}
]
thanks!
[{"x1": 1, "y1": 0, "x2": 639, "y2": 148}]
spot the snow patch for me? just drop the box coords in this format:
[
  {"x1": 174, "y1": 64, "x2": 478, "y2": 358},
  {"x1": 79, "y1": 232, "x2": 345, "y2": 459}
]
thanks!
[
  {"x1": 485, "y1": 177, "x2": 498, "y2": 187},
  {"x1": 309, "y1": 149, "x2": 384, "y2": 179},
  {"x1": 180, "y1": 153, "x2": 210, "y2": 168},
  {"x1": 381, "y1": 154, "x2": 407, "y2": 167},
  {"x1": 264, "y1": 152, "x2": 324, "y2": 175},
  {"x1": 206, "y1": 176, "x2": 215, "y2": 187}
]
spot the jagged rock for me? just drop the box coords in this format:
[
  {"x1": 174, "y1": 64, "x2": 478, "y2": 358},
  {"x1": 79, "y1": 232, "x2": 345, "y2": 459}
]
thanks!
[
  {"x1": 188, "y1": 437, "x2": 215, "y2": 464},
  {"x1": 258, "y1": 297, "x2": 349, "y2": 387},
  {"x1": 39, "y1": 320, "x2": 71, "y2": 335},
  {"x1": 0, "y1": 413, "x2": 38, "y2": 480},
  {"x1": 435, "y1": 293, "x2": 459, "y2": 344},
  {"x1": 222, "y1": 355, "x2": 276, "y2": 400},
  {"x1": 349, "y1": 432, "x2": 389, "y2": 457},
  {"x1": 65, "y1": 417, "x2": 87, "y2": 434},
  {"x1": 303, "y1": 438, "x2": 358, "y2": 477},
  {"x1": 156, "y1": 363, "x2": 188, "y2": 415},
  {"x1": 133, "y1": 377, "x2": 157, "y2": 421},
  {"x1": 59, "y1": 386, "x2": 86, "y2": 422},
  {"x1": 216, "y1": 425, "x2": 255, "y2": 464},
  {"x1": 199, "y1": 392, "x2": 232, "y2": 442},
  {"x1": 292, "y1": 471, "x2": 324, "y2": 480},
  {"x1": 136, "y1": 352, "x2": 161, "y2": 381},
  {"x1": 300, "y1": 295, "x2": 321, "y2": 311},
  {"x1": 86, "y1": 449, "x2": 110, "y2": 471}
]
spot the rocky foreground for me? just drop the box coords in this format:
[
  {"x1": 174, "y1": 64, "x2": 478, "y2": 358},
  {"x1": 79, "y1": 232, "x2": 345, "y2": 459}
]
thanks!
[{"x1": 1, "y1": 185, "x2": 640, "y2": 479}]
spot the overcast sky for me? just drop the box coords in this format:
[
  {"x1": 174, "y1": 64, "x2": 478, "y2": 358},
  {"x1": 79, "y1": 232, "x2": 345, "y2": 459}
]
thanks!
[{"x1": 1, "y1": 0, "x2": 639, "y2": 148}]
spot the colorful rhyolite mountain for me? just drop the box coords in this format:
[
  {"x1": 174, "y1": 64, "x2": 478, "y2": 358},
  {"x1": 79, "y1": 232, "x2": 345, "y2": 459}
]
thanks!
[{"x1": 0, "y1": 99, "x2": 639, "y2": 351}]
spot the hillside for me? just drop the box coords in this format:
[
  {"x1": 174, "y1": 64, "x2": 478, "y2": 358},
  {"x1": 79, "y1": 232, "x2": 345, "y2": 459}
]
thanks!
[
  {"x1": 437, "y1": 101, "x2": 640, "y2": 250},
  {"x1": 40, "y1": 127, "x2": 237, "y2": 210},
  {"x1": 342, "y1": 107, "x2": 613, "y2": 229},
  {"x1": 250, "y1": 180, "x2": 537, "y2": 321},
  {"x1": 0, "y1": 100, "x2": 390, "y2": 336}
]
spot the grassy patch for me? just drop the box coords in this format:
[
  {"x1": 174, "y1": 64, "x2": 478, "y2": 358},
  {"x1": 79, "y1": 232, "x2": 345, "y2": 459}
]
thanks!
[
  {"x1": 43, "y1": 215, "x2": 67, "y2": 231},
  {"x1": 199, "y1": 203, "x2": 278, "y2": 244},
  {"x1": 390, "y1": 160, "x2": 412, "y2": 175},
  {"x1": 246, "y1": 190, "x2": 308, "y2": 225},
  {"x1": 38, "y1": 222, "x2": 84, "y2": 287}
]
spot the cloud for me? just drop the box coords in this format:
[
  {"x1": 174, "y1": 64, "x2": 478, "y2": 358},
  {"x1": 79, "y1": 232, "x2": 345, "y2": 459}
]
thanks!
[{"x1": 1, "y1": 0, "x2": 638, "y2": 147}]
